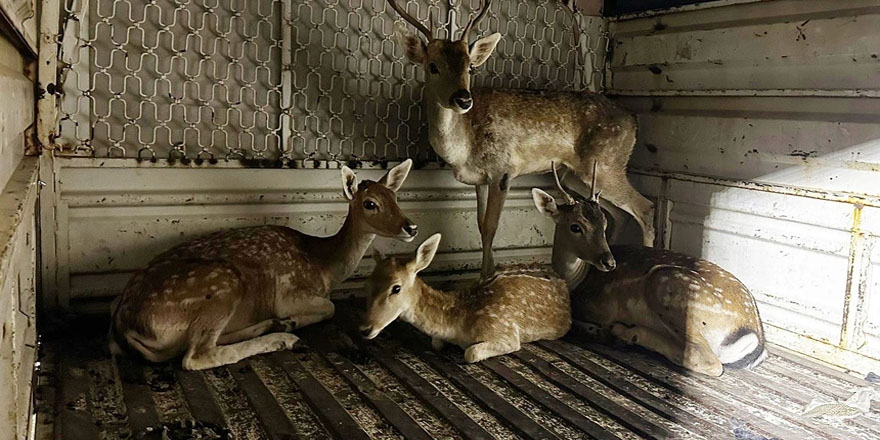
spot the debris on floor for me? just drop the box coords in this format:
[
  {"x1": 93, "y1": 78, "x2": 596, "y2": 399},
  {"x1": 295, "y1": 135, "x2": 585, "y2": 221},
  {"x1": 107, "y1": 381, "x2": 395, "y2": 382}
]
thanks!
[
  {"x1": 731, "y1": 417, "x2": 777, "y2": 440},
  {"x1": 802, "y1": 387, "x2": 876, "y2": 420}
]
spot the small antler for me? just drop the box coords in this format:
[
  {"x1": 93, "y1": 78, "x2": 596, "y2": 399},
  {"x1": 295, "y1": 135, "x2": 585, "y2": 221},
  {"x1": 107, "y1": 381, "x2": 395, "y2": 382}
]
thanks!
[
  {"x1": 551, "y1": 161, "x2": 576, "y2": 205},
  {"x1": 460, "y1": 0, "x2": 491, "y2": 43},
  {"x1": 388, "y1": 0, "x2": 433, "y2": 40},
  {"x1": 590, "y1": 160, "x2": 601, "y2": 201}
]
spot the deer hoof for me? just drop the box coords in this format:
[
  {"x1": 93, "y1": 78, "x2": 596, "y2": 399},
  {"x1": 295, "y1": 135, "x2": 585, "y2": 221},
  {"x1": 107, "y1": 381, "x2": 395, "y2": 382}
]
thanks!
[
  {"x1": 273, "y1": 333, "x2": 300, "y2": 351},
  {"x1": 464, "y1": 346, "x2": 484, "y2": 363}
]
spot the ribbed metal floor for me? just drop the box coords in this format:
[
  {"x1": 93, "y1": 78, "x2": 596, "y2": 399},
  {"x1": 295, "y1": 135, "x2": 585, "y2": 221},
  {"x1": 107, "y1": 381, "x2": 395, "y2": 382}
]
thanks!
[{"x1": 35, "y1": 308, "x2": 880, "y2": 440}]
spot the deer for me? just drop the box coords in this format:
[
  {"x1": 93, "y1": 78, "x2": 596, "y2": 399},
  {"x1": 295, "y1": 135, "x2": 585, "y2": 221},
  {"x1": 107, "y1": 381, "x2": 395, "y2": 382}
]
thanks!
[
  {"x1": 109, "y1": 161, "x2": 418, "y2": 370},
  {"x1": 360, "y1": 233, "x2": 571, "y2": 363},
  {"x1": 531, "y1": 164, "x2": 766, "y2": 376},
  {"x1": 388, "y1": 0, "x2": 655, "y2": 278}
]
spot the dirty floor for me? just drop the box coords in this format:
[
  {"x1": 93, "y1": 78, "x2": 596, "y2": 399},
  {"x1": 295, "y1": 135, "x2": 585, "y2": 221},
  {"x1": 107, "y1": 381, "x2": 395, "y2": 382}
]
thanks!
[{"x1": 34, "y1": 307, "x2": 880, "y2": 440}]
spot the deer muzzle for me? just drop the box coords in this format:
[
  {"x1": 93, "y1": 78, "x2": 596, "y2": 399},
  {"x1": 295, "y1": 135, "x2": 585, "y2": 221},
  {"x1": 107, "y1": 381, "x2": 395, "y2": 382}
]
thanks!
[
  {"x1": 399, "y1": 220, "x2": 418, "y2": 242},
  {"x1": 597, "y1": 252, "x2": 617, "y2": 272},
  {"x1": 450, "y1": 89, "x2": 473, "y2": 111}
]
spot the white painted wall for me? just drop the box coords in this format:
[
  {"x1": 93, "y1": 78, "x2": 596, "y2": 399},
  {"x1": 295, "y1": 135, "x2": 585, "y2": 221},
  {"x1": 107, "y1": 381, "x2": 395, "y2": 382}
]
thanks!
[
  {"x1": 0, "y1": 26, "x2": 37, "y2": 440},
  {"x1": 608, "y1": 0, "x2": 880, "y2": 374}
]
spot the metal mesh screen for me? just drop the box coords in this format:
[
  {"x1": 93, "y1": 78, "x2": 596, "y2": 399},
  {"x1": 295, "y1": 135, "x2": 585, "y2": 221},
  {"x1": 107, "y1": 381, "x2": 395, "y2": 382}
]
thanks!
[{"x1": 54, "y1": 0, "x2": 606, "y2": 163}]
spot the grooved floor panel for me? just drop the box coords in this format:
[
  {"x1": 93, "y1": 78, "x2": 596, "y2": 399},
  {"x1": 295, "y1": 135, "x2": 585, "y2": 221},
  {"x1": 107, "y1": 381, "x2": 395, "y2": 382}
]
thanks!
[{"x1": 36, "y1": 311, "x2": 880, "y2": 440}]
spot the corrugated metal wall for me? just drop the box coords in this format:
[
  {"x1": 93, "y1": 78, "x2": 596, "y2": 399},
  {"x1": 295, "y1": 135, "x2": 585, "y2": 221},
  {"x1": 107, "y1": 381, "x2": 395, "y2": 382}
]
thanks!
[
  {"x1": 42, "y1": 160, "x2": 557, "y2": 313},
  {"x1": 608, "y1": 0, "x2": 880, "y2": 374}
]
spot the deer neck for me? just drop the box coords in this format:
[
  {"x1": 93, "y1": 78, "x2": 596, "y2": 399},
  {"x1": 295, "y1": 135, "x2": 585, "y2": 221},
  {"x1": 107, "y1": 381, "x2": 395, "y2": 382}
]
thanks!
[
  {"x1": 401, "y1": 278, "x2": 461, "y2": 341},
  {"x1": 552, "y1": 244, "x2": 591, "y2": 290},
  {"x1": 317, "y1": 213, "x2": 376, "y2": 285},
  {"x1": 427, "y1": 100, "x2": 472, "y2": 167}
]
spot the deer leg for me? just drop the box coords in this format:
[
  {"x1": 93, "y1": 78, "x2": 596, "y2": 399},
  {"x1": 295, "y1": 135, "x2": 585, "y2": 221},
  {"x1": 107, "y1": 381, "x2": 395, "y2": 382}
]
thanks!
[
  {"x1": 593, "y1": 172, "x2": 656, "y2": 247},
  {"x1": 275, "y1": 296, "x2": 336, "y2": 330},
  {"x1": 464, "y1": 338, "x2": 521, "y2": 363},
  {"x1": 476, "y1": 184, "x2": 488, "y2": 229},
  {"x1": 183, "y1": 332, "x2": 299, "y2": 370},
  {"x1": 217, "y1": 319, "x2": 279, "y2": 345},
  {"x1": 182, "y1": 308, "x2": 298, "y2": 371},
  {"x1": 480, "y1": 176, "x2": 510, "y2": 279},
  {"x1": 610, "y1": 322, "x2": 723, "y2": 376},
  {"x1": 431, "y1": 337, "x2": 446, "y2": 352}
]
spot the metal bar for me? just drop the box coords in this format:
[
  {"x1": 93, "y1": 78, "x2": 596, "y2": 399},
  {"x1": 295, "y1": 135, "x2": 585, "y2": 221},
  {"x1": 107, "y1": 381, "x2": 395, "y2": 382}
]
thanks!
[
  {"x1": 365, "y1": 345, "x2": 496, "y2": 440},
  {"x1": 176, "y1": 370, "x2": 228, "y2": 429},
  {"x1": 55, "y1": 344, "x2": 101, "y2": 440},
  {"x1": 115, "y1": 359, "x2": 162, "y2": 438},
  {"x1": 513, "y1": 348, "x2": 724, "y2": 439},
  {"x1": 36, "y1": 0, "x2": 60, "y2": 151},
  {"x1": 542, "y1": 340, "x2": 791, "y2": 439},
  {"x1": 480, "y1": 358, "x2": 623, "y2": 440},
  {"x1": 271, "y1": 351, "x2": 370, "y2": 440},
  {"x1": 228, "y1": 360, "x2": 300, "y2": 440},
  {"x1": 574, "y1": 340, "x2": 841, "y2": 440},
  {"x1": 629, "y1": 168, "x2": 880, "y2": 208},
  {"x1": 394, "y1": 332, "x2": 561, "y2": 440},
  {"x1": 320, "y1": 351, "x2": 434, "y2": 440}
]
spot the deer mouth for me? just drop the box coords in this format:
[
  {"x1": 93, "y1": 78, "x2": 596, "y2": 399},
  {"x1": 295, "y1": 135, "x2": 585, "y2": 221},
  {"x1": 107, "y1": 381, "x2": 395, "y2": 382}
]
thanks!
[{"x1": 397, "y1": 223, "x2": 418, "y2": 242}]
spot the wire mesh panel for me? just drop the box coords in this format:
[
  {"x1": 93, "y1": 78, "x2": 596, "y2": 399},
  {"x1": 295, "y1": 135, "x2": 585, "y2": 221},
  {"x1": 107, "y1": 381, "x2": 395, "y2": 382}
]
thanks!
[{"x1": 54, "y1": 0, "x2": 606, "y2": 162}]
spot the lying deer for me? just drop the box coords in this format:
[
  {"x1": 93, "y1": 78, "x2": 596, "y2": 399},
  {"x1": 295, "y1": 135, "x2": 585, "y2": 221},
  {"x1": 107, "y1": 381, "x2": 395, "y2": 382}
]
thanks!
[
  {"x1": 389, "y1": 0, "x2": 655, "y2": 278},
  {"x1": 109, "y1": 161, "x2": 417, "y2": 370},
  {"x1": 360, "y1": 233, "x2": 571, "y2": 363},
  {"x1": 531, "y1": 165, "x2": 766, "y2": 376}
]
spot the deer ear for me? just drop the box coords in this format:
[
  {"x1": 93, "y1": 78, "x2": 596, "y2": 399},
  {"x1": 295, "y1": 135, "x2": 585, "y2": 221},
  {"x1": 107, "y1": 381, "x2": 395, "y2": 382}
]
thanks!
[
  {"x1": 411, "y1": 233, "x2": 441, "y2": 273},
  {"x1": 532, "y1": 188, "x2": 559, "y2": 217},
  {"x1": 469, "y1": 33, "x2": 501, "y2": 67},
  {"x1": 341, "y1": 166, "x2": 359, "y2": 200},
  {"x1": 379, "y1": 159, "x2": 412, "y2": 192},
  {"x1": 372, "y1": 246, "x2": 387, "y2": 262},
  {"x1": 395, "y1": 24, "x2": 427, "y2": 64}
]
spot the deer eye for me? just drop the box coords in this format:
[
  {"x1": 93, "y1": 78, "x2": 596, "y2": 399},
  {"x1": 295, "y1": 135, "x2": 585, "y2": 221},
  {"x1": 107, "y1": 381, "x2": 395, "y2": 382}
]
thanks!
[
  {"x1": 363, "y1": 200, "x2": 377, "y2": 210},
  {"x1": 570, "y1": 224, "x2": 582, "y2": 234},
  {"x1": 429, "y1": 63, "x2": 439, "y2": 74},
  {"x1": 391, "y1": 285, "x2": 401, "y2": 294}
]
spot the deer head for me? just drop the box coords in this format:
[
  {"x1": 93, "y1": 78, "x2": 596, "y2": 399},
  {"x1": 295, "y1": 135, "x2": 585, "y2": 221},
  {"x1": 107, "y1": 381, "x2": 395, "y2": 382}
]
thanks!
[
  {"x1": 342, "y1": 159, "x2": 419, "y2": 241},
  {"x1": 532, "y1": 163, "x2": 616, "y2": 272},
  {"x1": 360, "y1": 233, "x2": 442, "y2": 339},
  {"x1": 390, "y1": 0, "x2": 501, "y2": 114}
]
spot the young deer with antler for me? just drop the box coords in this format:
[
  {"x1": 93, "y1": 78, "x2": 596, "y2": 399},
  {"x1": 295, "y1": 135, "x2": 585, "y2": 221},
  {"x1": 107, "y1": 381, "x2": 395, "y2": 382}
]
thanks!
[
  {"x1": 110, "y1": 161, "x2": 417, "y2": 370},
  {"x1": 389, "y1": 0, "x2": 655, "y2": 278},
  {"x1": 360, "y1": 233, "x2": 571, "y2": 363},
  {"x1": 531, "y1": 165, "x2": 766, "y2": 376}
]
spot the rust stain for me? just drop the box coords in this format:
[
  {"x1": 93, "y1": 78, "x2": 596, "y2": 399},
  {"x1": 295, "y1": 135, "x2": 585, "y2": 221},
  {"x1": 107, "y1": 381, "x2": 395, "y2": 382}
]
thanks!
[{"x1": 839, "y1": 203, "x2": 864, "y2": 351}]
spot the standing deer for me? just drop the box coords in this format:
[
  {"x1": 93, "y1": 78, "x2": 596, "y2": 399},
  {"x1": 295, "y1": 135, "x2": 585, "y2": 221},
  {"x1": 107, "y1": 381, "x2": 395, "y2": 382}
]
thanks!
[
  {"x1": 360, "y1": 233, "x2": 571, "y2": 363},
  {"x1": 109, "y1": 161, "x2": 417, "y2": 370},
  {"x1": 388, "y1": 0, "x2": 655, "y2": 278},
  {"x1": 531, "y1": 165, "x2": 766, "y2": 376}
]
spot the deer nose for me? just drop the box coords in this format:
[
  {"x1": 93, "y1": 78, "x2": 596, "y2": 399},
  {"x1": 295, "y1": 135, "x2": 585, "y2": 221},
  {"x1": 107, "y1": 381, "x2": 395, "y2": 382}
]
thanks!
[
  {"x1": 360, "y1": 327, "x2": 373, "y2": 338},
  {"x1": 403, "y1": 223, "x2": 418, "y2": 237},
  {"x1": 451, "y1": 90, "x2": 473, "y2": 110},
  {"x1": 599, "y1": 253, "x2": 617, "y2": 271}
]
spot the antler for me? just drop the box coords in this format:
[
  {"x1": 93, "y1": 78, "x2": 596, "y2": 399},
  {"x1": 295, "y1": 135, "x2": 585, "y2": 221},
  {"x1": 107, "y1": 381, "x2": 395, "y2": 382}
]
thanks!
[
  {"x1": 551, "y1": 162, "x2": 576, "y2": 205},
  {"x1": 590, "y1": 160, "x2": 601, "y2": 201},
  {"x1": 460, "y1": 0, "x2": 491, "y2": 43},
  {"x1": 388, "y1": 0, "x2": 433, "y2": 40}
]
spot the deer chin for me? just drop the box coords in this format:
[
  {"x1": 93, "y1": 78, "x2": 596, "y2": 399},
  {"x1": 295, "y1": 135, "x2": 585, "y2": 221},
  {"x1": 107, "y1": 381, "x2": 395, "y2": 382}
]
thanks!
[
  {"x1": 397, "y1": 232, "x2": 417, "y2": 242},
  {"x1": 361, "y1": 312, "x2": 401, "y2": 339}
]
